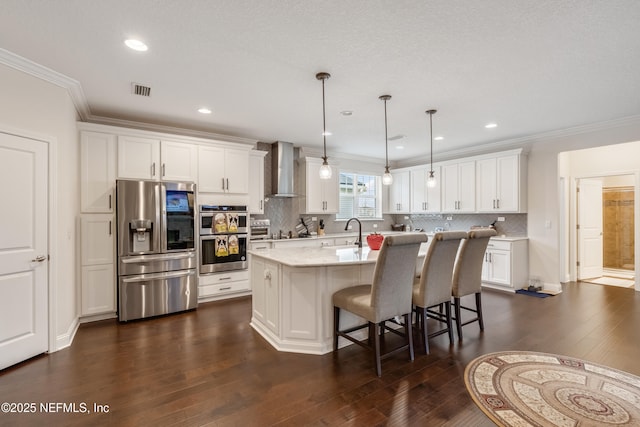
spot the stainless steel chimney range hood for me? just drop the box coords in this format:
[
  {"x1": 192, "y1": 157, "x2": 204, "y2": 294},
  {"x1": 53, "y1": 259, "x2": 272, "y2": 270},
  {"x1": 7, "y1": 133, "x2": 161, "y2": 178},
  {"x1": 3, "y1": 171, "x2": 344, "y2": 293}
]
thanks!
[{"x1": 269, "y1": 141, "x2": 297, "y2": 197}]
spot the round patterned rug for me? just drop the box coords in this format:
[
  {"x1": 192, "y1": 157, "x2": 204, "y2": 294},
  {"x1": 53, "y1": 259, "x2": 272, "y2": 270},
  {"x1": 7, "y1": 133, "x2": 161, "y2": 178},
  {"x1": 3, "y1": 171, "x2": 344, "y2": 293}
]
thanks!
[{"x1": 464, "y1": 350, "x2": 640, "y2": 426}]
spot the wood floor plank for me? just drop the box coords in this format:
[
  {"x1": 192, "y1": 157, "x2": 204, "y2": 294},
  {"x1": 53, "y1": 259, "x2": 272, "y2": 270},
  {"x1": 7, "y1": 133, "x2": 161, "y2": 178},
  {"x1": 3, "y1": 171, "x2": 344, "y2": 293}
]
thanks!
[{"x1": 1, "y1": 284, "x2": 640, "y2": 426}]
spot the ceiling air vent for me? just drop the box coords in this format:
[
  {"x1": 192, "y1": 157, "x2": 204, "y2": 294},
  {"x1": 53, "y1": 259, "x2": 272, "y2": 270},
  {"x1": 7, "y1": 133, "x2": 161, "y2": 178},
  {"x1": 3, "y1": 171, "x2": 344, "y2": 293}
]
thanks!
[{"x1": 131, "y1": 83, "x2": 151, "y2": 97}]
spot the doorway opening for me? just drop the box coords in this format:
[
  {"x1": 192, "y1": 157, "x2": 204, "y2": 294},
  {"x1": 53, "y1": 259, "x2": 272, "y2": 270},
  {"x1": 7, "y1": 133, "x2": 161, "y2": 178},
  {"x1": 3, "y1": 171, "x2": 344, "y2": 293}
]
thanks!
[{"x1": 577, "y1": 175, "x2": 635, "y2": 288}]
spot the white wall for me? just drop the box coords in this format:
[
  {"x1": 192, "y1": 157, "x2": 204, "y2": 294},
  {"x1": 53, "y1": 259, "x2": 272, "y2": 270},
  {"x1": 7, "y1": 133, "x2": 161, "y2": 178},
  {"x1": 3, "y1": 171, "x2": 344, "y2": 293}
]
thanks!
[
  {"x1": 557, "y1": 140, "x2": 640, "y2": 285},
  {"x1": 529, "y1": 118, "x2": 640, "y2": 289},
  {"x1": 0, "y1": 63, "x2": 80, "y2": 349}
]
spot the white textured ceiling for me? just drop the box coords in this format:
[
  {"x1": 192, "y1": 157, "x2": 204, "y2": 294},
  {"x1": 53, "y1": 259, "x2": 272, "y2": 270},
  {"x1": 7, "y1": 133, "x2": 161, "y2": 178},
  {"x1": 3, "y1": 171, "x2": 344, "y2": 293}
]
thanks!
[{"x1": 2, "y1": 0, "x2": 640, "y2": 162}]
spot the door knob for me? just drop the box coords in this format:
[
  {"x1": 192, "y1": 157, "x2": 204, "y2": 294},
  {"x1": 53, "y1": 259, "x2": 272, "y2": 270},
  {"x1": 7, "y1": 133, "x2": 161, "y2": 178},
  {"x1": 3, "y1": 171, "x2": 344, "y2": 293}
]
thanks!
[{"x1": 31, "y1": 255, "x2": 47, "y2": 262}]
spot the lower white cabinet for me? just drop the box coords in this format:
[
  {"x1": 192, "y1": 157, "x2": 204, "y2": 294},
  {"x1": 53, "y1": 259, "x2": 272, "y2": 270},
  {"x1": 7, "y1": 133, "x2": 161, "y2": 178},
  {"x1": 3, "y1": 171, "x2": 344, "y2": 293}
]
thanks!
[
  {"x1": 81, "y1": 264, "x2": 115, "y2": 316},
  {"x1": 80, "y1": 214, "x2": 116, "y2": 317},
  {"x1": 481, "y1": 238, "x2": 528, "y2": 290},
  {"x1": 250, "y1": 257, "x2": 280, "y2": 334},
  {"x1": 198, "y1": 270, "x2": 250, "y2": 301}
]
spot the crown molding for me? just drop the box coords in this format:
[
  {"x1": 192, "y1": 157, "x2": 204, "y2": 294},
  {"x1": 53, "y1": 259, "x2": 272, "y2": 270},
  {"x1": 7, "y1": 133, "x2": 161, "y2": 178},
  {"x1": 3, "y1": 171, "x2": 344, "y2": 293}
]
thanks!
[
  {"x1": 84, "y1": 115, "x2": 258, "y2": 146},
  {"x1": 397, "y1": 114, "x2": 640, "y2": 167},
  {"x1": 0, "y1": 48, "x2": 91, "y2": 119}
]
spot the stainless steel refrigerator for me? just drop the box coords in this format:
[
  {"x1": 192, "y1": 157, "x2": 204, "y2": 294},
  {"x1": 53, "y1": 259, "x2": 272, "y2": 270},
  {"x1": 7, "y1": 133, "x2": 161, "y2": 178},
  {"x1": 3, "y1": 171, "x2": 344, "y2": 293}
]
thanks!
[{"x1": 116, "y1": 179, "x2": 198, "y2": 321}]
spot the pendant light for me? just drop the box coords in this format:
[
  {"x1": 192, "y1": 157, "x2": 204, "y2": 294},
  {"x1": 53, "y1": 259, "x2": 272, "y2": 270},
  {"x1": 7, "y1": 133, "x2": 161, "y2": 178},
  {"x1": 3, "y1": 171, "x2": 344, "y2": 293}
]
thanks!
[
  {"x1": 426, "y1": 109, "x2": 437, "y2": 188},
  {"x1": 316, "y1": 72, "x2": 332, "y2": 179},
  {"x1": 380, "y1": 95, "x2": 393, "y2": 186}
]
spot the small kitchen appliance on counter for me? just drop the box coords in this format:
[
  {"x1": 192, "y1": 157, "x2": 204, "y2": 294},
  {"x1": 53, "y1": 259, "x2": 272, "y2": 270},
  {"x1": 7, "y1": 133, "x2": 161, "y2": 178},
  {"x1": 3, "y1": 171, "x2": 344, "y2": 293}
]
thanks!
[{"x1": 249, "y1": 218, "x2": 271, "y2": 240}]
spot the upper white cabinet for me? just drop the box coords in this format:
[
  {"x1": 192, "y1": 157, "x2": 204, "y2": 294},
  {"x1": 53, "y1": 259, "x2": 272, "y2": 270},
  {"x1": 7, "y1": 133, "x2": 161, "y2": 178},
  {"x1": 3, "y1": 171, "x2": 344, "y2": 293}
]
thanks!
[
  {"x1": 248, "y1": 150, "x2": 267, "y2": 214},
  {"x1": 117, "y1": 136, "x2": 197, "y2": 182},
  {"x1": 410, "y1": 166, "x2": 441, "y2": 214},
  {"x1": 161, "y1": 140, "x2": 198, "y2": 182},
  {"x1": 117, "y1": 136, "x2": 160, "y2": 180},
  {"x1": 198, "y1": 146, "x2": 249, "y2": 194},
  {"x1": 442, "y1": 160, "x2": 476, "y2": 212},
  {"x1": 384, "y1": 170, "x2": 411, "y2": 213},
  {"x1": 81, "y1": 131, "x2": 116, "y2": 213},
  {"x1": 299, "y1": 157, "x2": 339, "y2": 214},
  {"x1": 476, "y1": 153, "x2": 526, "y2": 213}
]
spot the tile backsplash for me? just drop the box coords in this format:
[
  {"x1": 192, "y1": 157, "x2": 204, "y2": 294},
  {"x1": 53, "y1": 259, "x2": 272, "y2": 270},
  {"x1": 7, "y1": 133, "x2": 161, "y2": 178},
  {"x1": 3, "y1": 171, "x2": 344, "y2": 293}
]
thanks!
[{"x1": 392, "y1": 213, "x2": 527, "y2": 237}]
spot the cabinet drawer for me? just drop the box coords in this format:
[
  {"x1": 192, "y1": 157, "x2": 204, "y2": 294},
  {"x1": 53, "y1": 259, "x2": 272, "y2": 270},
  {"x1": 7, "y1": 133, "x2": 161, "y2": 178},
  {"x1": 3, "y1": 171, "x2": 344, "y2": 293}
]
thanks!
[
  {"x1": 249, "y1": 242, "x2": 272, "y2": 251},
  {"x1": 199, "y1": 280, "x2": 249, "y2": 297},
  {"x1": 199, "y1": 270, "x2": 249, "y2": 286},
  {"x1": 486, "y1": 240, "x2": 511, "y2": 251}
]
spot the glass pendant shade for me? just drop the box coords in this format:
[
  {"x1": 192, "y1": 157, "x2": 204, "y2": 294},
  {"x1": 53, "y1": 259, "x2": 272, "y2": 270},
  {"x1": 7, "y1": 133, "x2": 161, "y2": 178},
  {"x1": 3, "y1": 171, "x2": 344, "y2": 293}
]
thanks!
[
  {"x1": 319, "y1": 160, "x2": 332, "y2": 179},
  {"x1": 427, "y1": 170, "x2": 437, "y2": 188},
  {"x1": 382, "y1": 167, "x2": 393, "y2": 185}
]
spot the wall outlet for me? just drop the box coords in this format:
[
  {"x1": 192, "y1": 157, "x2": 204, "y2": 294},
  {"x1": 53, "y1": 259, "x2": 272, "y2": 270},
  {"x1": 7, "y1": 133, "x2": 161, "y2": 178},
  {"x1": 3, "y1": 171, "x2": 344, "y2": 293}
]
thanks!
[
  {"x1": 347, "y1": 225, "x2": 352, "y2": 230},
  {"x1": 446, "y1": 216, "x2": 452, "y2": 221},
  {"x1": 311, "y1": 216, "x2": 317, "y2": 221},
  {"x1": 404, "y1": 216, "x2": 409, "y2": 220},
  {"x1": 373, "y1": 224, "x2": 378, "y2": 228},
  {"x1": 497, "y1": 217, "x2": 505, "y2": 222}
]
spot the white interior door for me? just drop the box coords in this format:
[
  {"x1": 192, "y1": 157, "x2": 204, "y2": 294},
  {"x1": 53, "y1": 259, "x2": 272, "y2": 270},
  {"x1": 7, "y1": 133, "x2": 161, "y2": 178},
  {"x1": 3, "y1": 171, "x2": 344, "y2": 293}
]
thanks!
[
  {"x1": 578, "y1": 178, "x2": 603, "y2": 279},
  {"x1": 0, "y1": 132, "x2": 48, "y2": 370}
]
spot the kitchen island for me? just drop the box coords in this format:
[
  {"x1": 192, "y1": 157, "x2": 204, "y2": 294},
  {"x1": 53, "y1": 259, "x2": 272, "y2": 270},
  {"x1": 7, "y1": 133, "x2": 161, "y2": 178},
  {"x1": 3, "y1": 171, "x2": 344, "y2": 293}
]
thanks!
[{"x1": 249, "y1": 243, "x2": 427, "y2": 355}]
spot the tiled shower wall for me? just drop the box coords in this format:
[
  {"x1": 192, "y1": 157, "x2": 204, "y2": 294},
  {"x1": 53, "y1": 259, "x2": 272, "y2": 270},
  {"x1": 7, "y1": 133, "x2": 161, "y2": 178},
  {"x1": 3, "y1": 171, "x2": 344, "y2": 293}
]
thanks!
[{"x1": 253, "y1": 142, "x2": 527, "y2": 237}]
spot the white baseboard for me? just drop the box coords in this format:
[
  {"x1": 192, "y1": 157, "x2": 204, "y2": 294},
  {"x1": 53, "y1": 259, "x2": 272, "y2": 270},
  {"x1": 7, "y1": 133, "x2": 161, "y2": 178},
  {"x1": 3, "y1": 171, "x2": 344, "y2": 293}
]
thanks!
[
  {"x1": 544, "y1": 282, "x2": 563, "y2": 293},
  {"x1": 54, "y1": 317, "x2": 79, "y2": 352}
]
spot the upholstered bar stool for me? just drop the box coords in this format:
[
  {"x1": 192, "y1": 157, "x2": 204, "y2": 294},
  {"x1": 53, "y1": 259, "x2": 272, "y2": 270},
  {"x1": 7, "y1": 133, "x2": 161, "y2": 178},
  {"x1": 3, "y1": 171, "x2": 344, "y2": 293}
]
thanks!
[
  {"x1": 413, "y1": 231, "x2": 466, "y2": 354},
  {"x1": 451, "y1": 229, "x2": 497, "y2": 340},
  {"x1": 332, "y1": 233, "x2": 427, "y2": 377}
]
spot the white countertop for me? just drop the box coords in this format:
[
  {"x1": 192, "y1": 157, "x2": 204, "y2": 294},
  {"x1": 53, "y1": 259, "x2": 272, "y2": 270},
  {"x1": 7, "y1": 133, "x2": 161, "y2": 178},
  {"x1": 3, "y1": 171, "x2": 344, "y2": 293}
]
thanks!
[{"x1": 249, "y1": 244, "x2": 429, "y2": 268}]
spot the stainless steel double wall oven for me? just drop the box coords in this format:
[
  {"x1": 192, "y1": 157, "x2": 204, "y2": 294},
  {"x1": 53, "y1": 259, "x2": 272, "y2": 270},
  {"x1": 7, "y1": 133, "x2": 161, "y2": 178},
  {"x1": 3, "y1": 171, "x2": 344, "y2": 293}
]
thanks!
[
  {"x1": 116, "y1": 179, "x2": 197, "y2": 321},
  {"x1": 199, "y1": 205, "x2": 248, "y2": 274}
]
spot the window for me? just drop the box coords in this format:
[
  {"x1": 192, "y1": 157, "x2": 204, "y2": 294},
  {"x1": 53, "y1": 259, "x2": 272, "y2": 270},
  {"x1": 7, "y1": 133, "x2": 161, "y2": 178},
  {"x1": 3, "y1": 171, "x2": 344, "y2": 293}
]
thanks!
[{"x1": 337, "y1": 172, "x2": 382, "y2": 219}]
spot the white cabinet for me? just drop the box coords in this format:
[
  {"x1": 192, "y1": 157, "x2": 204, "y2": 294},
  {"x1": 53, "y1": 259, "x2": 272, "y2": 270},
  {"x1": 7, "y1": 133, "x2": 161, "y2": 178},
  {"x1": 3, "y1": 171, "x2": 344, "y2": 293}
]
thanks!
[
  {"x1": 299, "y1": 158, "x2": 339, "y2": 214},
  {"x1": 481, "y1": 239, "x2": 529, "y2": 290},
  {"x1": 117, "y1": 136, "x2": 197, "y2": 182},
  {"x1": 476, "y1": 154, "x2": 525, "y2": 213},
  {"x1": 250, "y1": 257, "x2": 280, "y2": 334},
  {"x1": 80, "y1": 214, "x2": 115, "y2": 316},
  {"x1": 160, "y1": 140, "x2": 198, "y2": 182},
  {"x1": 117, "y1": 135, "x2": 160, "y2": 180},
  {"x1": 198, "y1": 145, "x2": 249, "y2": 194},
  {"x1": 385, "y1": 170, "x2": 411, "y2": 213},
  {"x1": 248, "y1": 151, "x2": 267, "y2": 214},
  {"x1": 198, "y1": 270, "x2": 250, "y2": 302},
  {"x1": 442, "y1": 160, "x2": 475, "y2": 212},
  {"x1": 410, "y1": 166, "x2": 441, "y2": 213},
  {"x1": 80, "y1": 131, "x2": 116, "y2": 213}
]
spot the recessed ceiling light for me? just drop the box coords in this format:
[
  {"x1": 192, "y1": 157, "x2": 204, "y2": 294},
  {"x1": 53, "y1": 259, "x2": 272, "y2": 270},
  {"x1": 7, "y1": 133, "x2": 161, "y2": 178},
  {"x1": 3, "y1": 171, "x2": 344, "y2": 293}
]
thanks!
[
  {"x1": 485, "y1": 123, "x2": 498, "y2": 129},
  {"x1": 322, "y1": 131, "x2": 332, "y2": 136},
  {"x1": 340, "y1": 111, "x2": 353, "y2": 116},
  {"x1": 198, "y1": 107, "x2": 212, "y2": 114},
  {"x1": 395, "y1": 145, "x2": 404, "y2": 150},
  {"x1": 434, "y1": 136, "x2": 444, "y2": 141},
  {"x1": 125, "y1": 39, "x2": 148, "y2": 51}
]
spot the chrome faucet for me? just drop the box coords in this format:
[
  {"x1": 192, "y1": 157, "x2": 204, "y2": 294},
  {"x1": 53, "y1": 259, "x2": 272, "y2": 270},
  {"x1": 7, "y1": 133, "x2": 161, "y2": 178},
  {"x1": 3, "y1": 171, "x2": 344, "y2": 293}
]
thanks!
[{"x1": 344, "y1": 218, "x2": 362, "y2": 248}]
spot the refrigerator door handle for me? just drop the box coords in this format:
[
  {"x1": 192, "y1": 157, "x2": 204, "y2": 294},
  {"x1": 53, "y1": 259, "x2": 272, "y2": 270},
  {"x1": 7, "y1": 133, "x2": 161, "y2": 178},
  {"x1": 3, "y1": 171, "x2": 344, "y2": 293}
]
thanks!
[
  {"x1": 121, "y1": 269, "x2": 196, "y2": 283},
  {"x1": 121, "y1": 252, "x2": 196, "y2": 263}
]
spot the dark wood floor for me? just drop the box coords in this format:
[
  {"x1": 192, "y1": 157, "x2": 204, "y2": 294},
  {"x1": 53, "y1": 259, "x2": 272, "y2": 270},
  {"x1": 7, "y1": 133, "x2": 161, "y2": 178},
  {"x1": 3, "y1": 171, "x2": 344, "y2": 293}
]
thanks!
[{"x1": 1, "y1": 282, "x2": 639, "y2": 427}]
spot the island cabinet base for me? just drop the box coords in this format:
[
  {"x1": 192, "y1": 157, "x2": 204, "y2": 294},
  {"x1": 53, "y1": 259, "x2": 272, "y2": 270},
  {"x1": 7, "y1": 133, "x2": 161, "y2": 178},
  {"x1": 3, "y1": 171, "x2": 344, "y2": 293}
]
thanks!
[{"x1": 250, "y1": 258, "x2": 376, "y2": 355}]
